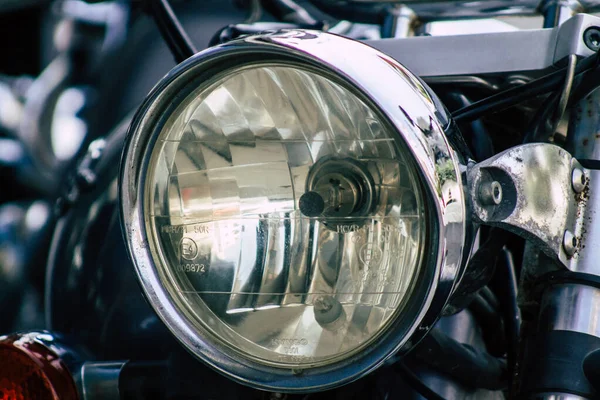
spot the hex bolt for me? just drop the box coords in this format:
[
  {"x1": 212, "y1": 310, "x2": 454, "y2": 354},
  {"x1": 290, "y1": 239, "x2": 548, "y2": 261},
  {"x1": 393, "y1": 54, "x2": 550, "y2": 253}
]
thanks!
[
  {"x1": 584, "y1": 27, "x2": 600, "y2": 52},
  {"x1": 478, "y1": 180, "x2": 503, "y2": 206},
  {"x1": 563, "y1": 230, "x2": 577, "y2": 257},
  {"x1": 572, "y1": 168, "x2": 586, "y2": 193}
]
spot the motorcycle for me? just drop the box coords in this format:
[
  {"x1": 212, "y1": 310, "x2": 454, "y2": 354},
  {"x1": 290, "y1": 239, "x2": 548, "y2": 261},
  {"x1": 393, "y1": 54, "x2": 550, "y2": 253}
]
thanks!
[{"x1": 2, "y1": 0, "x2": 600, "y2": 399}]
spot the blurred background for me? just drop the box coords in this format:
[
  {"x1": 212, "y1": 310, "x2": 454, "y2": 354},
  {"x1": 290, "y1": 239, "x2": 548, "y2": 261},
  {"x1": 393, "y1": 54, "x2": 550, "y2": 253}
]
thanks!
[{"x1": 0, "y1": 0, "x2": 547, "y2": 338}]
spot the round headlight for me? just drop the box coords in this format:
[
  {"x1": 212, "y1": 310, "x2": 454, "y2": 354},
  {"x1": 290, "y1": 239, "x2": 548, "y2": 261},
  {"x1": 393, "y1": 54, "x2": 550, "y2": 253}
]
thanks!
[{"x1": 121, "y1": 30, "x2": 466, "y2": 391}]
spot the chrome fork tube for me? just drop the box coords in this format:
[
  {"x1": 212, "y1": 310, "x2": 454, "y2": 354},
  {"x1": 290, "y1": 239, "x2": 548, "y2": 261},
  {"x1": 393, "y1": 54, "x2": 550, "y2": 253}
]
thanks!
[
  {"x1": 538, "y1": 285, "x2": 600, "y2": 336},
  {"x1": 540, "y1": 0, "x2": 583, "y2": 28},
  {"x1": 517, "y1": 87, "x2": 600, "y2": 400}
]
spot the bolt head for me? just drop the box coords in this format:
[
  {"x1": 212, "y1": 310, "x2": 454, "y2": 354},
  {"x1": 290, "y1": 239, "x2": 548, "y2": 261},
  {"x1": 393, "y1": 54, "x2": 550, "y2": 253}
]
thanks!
[
  {"x1": 585, "y1": 27, "x2": 600, "y2": 52},
  {"x1": 572, "y1": 168, "x2": 586, "y2": 193},
  {"x1": 563, "y1": 230, "x2": 577, "y2": 257}
]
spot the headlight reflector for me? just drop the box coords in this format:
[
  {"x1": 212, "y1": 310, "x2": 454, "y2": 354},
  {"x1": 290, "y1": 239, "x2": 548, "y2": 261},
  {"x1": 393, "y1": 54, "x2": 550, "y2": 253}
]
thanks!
[
  {"x1": 146, "y1": 64, "x2": 426, "y2": 367},
  {"x1": 121, "y1": 30, "x2": 467, "y2": 391}
]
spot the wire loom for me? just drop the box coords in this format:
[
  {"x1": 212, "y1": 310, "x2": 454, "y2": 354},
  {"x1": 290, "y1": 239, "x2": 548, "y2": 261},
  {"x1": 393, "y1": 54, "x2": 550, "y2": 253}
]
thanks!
[{"x1": 452, "y1": 50, "x2": 600, "y2": 124}]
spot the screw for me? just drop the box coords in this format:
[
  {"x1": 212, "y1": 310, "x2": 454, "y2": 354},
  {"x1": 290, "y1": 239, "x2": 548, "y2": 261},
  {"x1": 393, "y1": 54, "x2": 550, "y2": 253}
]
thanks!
[
  {"x1": 314, "y1": 296, "x2": 333, "y2": 312},
  {"x1": 478, "y1": 180, "x2": 503, "y2": 206},
  {"x1": 572, "y1": 168, "x2": 586, "y2": 193},
  {"x1": 584, "y1": 27, "x2": 600, "y2": 52},
  {"x1": 563, "y1": 230, "x2": 577, "y2": 257}
]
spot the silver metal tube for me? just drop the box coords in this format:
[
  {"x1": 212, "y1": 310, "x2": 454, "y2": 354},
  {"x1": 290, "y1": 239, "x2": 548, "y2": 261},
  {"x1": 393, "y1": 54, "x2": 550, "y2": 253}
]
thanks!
[
  {"x1": 536, "y1": 394, "x2": 589, "y2": 400},
  {"x1": 382, "y1": 5, "x2": 418, "y2": 38},
  {"x1": 517, "y1": 67, "x2": 600, "y2": 400},
  {"x1": 538, "y1": 284, "x2": 600, "y2": 337},
  {"x1": 541, "y1": 0, "x2": 583, "y2": 27},
  {"x1": 79, "y1": 361, "x2": 126, "y2": 400}
]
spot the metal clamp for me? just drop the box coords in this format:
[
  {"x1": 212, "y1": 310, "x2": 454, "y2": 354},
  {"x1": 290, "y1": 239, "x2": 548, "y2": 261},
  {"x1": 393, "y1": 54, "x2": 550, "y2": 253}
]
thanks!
[{"x1": 467, "y1": 143, "x2": 589, "y2": 267}]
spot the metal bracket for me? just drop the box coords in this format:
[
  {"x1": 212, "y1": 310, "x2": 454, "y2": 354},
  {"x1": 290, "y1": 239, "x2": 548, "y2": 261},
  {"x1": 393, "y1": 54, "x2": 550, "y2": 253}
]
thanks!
[
  {"x1": 368, "y1": 14, "x2": 600, "y2": 77},
  {"x1": 467, "y1": 143, "x2": 589, "y2": 267}
]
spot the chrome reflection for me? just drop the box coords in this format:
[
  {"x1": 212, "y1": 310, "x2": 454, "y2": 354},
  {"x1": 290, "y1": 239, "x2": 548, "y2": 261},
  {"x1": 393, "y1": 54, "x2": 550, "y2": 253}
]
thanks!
[
  {"x1": 149, "y1": 65, "x2": 424, "y2": 366},
  {"x1": 121, "y1": 30, "x2": 467, "y2": 391}
]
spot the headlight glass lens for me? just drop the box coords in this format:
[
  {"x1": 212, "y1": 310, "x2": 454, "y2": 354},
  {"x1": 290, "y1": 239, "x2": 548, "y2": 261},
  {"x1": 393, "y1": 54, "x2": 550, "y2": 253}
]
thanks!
[{"x1": 146, "y1": 63, "x2": 427, "y2": 367}]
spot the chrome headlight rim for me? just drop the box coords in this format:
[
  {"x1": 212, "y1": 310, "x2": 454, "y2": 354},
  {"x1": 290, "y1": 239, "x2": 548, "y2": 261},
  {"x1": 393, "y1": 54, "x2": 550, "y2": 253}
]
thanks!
[{"x1": 120, "y1": 30, "x2": 466, "y2": 392}]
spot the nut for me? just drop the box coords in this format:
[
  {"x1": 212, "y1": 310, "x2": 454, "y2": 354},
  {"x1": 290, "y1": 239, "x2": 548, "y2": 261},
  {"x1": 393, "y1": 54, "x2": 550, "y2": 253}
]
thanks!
[{"x1": 584, "y1": 27, "x2": 600, "y2": 52}]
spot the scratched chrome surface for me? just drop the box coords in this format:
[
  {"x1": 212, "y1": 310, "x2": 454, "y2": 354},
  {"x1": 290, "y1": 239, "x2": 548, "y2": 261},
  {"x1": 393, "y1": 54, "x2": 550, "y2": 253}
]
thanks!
[{"x1": 120, "y1": 30, "x2": 467, "y2": 391}]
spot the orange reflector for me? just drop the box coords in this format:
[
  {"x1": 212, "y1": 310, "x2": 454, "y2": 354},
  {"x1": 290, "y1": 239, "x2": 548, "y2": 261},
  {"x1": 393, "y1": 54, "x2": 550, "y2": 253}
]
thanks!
[{"x1": 0, "y1": 333, "x2": 78, "y2": 400}]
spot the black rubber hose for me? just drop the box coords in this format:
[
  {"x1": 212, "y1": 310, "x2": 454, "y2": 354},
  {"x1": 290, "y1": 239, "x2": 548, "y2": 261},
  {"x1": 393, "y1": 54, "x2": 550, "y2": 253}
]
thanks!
[
  {"x1": 261, "y1": 0, "x2": 322, "y2": 26},
  {"x1": 119, "y1": 361, "x2": 168, "y2": 399},
  {"x1": 480, "y1": 285, "x2": 501, "y2": 312},
  {"x1": 469, "y1": 292, "x2": 507, "y2": 357},
  {"x1": 396, "y1": 363, "x2": 446, "y2": 400},
  {"x1": 444, "y1": 92, "x2": 494, "y2": 162},
  {"x1": 411, "y1": 328, "x2": 508, "y2": 390},
  {"x1": 452, "y1": 52, "x2": 599, "y2": 123},
  {"x1": 501, "y1": 247, "x2": 521, "y2": 379},
  {"x1": 308, "y1": 0, "x2": 386, "y2": 24},
  {"x1": 522, "y1": 91, "x2": 561, "y2": 143}
]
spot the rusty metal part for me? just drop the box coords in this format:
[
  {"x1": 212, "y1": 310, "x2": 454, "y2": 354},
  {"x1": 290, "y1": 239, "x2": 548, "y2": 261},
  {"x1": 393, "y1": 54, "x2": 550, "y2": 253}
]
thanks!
[
  {"x1": 564, "y1": 168, "x2": 600, "y2": 274},
  {"x1": 565, "y1": 87, "x2": 600, "y2": 276},
  {"x1": 467, "y1": 143, "x2": 589, "y2": 268}
]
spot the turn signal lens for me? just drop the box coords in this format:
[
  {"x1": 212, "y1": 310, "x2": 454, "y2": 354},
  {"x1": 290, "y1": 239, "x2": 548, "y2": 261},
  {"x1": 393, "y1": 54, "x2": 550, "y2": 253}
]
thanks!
[{"x1": 0, "y1": 333, "x2": 78, "y2": 400}]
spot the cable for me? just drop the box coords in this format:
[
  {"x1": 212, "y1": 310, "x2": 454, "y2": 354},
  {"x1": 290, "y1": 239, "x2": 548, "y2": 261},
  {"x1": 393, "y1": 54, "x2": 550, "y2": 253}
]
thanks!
[
  {"x1": 480, "y1": 285, "x2": 501, "y2": 311},
  {"x1": 397, "y1": 364, "x2": 446, "y2": 400},
  {"x1": 469, "y1": 291, "x2": 507, "y2": 356},
  {"x1": 522, "y1": 90, "x2": 560, "y2": 143},
  {"x1": 146, "y1": 0, "x2": 197, "y2": 63},
  {"x1": 502, "y1": 247, "x2": 521, "y2": 380},
  {"x1": 452, "y1": 51, "x2": 598, "y2": 123},
  {"x1": 554, "y1": 54, "x2": 577, "y2": 125},
  {"x1": 524, "y1": 53, "x2": 577, "y2": 143},
  {"x1": 411, "y1": 328, "x2": 508, "y2": 390},
  {"x1": 244, "y1": 0, "x2": 262, "y2": 24},
  {"x1": 567, "y1": 51, "x2": 600, "y2": 106},
  {"x1": 523, "y1": 54, "x2": 578, "y2": 143},
  {"x1": 261, "y1": 0, "x2": 321, "y2": 26}
]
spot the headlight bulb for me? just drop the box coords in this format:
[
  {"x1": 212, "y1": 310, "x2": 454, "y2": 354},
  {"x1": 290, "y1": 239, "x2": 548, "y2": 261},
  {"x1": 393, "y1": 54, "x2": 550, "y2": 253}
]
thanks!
[{"x1": 300, "y1": 157, "x2": 376, "y2": 221}]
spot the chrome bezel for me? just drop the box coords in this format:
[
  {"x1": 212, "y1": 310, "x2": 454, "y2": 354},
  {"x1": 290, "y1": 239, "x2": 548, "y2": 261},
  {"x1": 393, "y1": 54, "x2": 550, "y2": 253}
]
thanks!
[{"x1": 120, "y1": 30, "x2": 467, "y2": 392}]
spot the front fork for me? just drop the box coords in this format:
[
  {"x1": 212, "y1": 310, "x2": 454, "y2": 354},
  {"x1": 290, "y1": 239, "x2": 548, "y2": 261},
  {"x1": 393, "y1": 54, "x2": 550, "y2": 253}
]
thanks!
[
  {"x1": 519, "y1": 282, "x2": 600, "y2": 399},
  {"x1": 516, "y1": 88, "x2": 600, "y2": 400},
  {"x1": 467, "y1": 89, "x2": 600, "y2": 400},
  {"x1": 466, "y1": 88, "x2": 600, "y2": 399}
]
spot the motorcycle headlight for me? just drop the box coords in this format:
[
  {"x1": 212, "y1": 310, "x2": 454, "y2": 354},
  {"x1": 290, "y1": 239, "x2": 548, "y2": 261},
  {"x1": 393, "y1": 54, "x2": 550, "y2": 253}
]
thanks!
[{"x1": 121, "y1": 30, "x2": 466, "y2": 391}]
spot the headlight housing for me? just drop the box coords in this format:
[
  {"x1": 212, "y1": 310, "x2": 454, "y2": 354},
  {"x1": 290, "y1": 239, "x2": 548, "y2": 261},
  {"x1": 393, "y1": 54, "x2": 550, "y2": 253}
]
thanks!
[{"x1": 120, "y1": 30, "x2": 466, "y2": 391}]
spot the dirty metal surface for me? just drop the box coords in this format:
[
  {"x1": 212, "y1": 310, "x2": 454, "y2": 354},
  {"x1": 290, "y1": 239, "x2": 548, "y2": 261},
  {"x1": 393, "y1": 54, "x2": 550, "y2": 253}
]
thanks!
[{"x1": 467, "y1": 143, "x2": 589, "y2": 268}]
